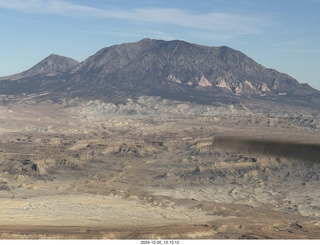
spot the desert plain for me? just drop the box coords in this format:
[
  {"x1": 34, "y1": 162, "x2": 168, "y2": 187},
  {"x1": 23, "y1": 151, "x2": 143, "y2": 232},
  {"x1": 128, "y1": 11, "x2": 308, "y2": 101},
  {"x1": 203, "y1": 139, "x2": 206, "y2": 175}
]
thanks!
[{"x1": 0, "y1": 96, "x2": 319, "y2": 239}]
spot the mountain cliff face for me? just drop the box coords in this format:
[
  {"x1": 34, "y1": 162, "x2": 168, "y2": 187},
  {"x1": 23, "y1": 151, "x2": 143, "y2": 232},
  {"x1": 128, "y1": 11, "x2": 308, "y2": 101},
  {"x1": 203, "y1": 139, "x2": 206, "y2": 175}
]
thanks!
[{"x1": 0, "y1": 38, "x2": 319, "y2": 107}]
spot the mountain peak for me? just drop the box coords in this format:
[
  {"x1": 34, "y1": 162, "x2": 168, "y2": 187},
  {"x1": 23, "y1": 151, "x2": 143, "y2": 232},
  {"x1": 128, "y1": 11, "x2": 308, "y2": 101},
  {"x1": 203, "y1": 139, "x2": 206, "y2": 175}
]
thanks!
[
  {"x1": 0, "y1": 54, "x2": 79, "y2": 81},
  {"x1": 28, "y1": 54, "x2": 79, "y2": 75}
]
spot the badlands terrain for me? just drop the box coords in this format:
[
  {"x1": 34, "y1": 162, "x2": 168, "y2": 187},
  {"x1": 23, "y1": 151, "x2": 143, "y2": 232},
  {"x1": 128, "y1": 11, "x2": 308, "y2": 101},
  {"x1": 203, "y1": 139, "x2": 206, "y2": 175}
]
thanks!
[{"x1": 0, "y1": 96, "x2": 320, "y2": 239}]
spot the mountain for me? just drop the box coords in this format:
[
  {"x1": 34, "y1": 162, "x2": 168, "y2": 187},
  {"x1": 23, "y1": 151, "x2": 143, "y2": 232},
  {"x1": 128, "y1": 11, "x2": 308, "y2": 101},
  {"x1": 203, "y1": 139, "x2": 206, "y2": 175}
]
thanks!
[
  {"x1": 0, "y1": 38, "x2": 319, "y2": 108},
  {"x1": 0, "y1": 54, "x2": 79, "y2": 81}
]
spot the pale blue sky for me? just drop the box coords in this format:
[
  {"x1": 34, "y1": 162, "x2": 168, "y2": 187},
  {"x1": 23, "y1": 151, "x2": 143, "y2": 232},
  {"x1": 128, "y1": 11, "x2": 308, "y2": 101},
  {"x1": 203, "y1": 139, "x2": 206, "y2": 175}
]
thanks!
[{"x1": 0, "y1": 0, "x2": 319, "y2": 90}]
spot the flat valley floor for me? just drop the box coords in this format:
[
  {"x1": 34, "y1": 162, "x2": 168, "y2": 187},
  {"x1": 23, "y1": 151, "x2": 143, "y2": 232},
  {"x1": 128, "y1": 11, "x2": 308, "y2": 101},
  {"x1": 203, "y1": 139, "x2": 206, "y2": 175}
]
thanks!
[{"x1": 0, "y1": 100, "x2": 320, "y2": 239}]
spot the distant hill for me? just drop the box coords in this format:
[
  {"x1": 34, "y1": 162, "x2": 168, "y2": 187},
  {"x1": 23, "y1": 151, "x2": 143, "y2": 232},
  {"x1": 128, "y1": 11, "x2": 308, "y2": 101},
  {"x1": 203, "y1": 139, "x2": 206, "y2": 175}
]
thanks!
[
  {"x1": 0, "y1": 54, "x2": 79, "y2": 81},
  {"x1": 0, "y1": 38, "x2": 319, "y2": 108}
]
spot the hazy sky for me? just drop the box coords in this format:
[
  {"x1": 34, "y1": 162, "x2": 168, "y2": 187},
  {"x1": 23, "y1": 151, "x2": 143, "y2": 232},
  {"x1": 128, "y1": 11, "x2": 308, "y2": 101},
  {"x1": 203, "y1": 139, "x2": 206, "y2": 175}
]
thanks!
[{"x1": 1, "y1": 0, "x2": 319, "y2": 90}]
